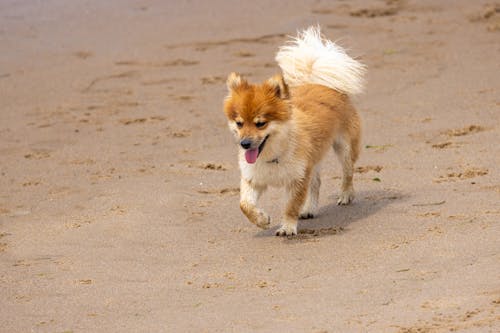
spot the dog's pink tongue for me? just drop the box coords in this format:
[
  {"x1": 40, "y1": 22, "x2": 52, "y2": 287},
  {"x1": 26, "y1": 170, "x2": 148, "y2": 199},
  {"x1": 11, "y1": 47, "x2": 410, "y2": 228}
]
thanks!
[{"x1": 245, "y1": 148, "x2": 259, "y2": 164}]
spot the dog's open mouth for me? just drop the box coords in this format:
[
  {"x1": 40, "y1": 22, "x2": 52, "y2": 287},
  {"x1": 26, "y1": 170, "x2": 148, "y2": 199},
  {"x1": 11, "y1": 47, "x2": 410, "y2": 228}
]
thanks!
[{"x1": 245, "y1": 135, "x2": 269, "y2": 164}]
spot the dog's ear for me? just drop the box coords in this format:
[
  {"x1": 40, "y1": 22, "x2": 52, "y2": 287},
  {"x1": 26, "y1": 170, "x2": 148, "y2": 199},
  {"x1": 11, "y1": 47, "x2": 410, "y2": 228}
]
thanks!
[
  {"x1": 265, "y1": 74, "x2": 289, "y2": 99},
  {"x1": 227, "y1": 72, "x2": 248, "y2": 92}
]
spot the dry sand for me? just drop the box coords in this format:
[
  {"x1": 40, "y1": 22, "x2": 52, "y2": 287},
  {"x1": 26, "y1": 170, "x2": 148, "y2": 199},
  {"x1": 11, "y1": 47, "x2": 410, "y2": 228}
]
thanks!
[{"x1": 1, "y1": 0, "x2": 499, "y2": 332}]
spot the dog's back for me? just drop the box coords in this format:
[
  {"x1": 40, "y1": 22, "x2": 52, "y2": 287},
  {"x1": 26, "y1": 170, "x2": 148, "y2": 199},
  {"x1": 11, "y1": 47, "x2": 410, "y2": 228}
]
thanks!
[{"x1": 288, "y1": 85, "x2": 354, "y2": 166}]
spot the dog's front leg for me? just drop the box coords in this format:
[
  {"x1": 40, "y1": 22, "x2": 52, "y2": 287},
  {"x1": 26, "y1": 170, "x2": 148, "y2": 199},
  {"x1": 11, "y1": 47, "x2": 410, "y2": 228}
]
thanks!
[
  {"x1": 239, "y1": 178, "x2": 270, "y2": 229},
  {"x1": 276, "y1": 172, "x2": 311, "y2": 236}
]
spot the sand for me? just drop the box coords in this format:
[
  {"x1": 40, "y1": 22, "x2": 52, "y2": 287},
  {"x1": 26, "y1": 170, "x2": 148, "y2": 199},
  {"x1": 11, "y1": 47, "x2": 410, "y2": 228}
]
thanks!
[{"x1": 1, "y1": 0, "x2": 499, "y2": 332}]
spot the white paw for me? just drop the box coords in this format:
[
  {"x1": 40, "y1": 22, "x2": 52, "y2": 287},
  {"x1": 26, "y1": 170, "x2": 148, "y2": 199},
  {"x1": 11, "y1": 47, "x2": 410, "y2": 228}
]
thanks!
[
  {"x1": 337, "y1": 190, "x2": 354, "y2": 205},
  {"x1": 275, "y1": 223, "x2": 297, "y2": 236},
  {"x1": 255, "y1": 211, "x2": 271, "y2": 229}
]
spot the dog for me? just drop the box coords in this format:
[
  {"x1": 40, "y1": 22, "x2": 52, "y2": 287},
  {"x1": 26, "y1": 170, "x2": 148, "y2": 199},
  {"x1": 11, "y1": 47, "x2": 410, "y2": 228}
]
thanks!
[{"x1": 223, "y1": 26, "x2": 365, "y2": 236}]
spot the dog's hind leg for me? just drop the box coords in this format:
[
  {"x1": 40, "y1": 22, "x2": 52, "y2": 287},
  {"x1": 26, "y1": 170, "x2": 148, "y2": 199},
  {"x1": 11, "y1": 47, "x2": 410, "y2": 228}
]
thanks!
[
  {"x1": 240, "y1": 179, "x2": 270, "y2": 229},
  {"x1": 299, "y1": 166, "x2": 321, "y2": 219},
  {"x1": 333, "y1": 122, "x2": 360, "y2": 205}
]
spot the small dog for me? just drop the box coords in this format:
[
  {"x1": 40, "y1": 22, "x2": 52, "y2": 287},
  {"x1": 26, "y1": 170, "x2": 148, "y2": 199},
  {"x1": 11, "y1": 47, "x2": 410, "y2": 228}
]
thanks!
[{"x1": 223, "y1": 26, "x2": 366, "y2": 236}]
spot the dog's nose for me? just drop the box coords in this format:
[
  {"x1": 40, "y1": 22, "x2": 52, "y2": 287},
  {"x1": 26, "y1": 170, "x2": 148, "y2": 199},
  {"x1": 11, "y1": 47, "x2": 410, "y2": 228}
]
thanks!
[{"x1": 240, "y1": 139, "x2": 252, "y2": 149}]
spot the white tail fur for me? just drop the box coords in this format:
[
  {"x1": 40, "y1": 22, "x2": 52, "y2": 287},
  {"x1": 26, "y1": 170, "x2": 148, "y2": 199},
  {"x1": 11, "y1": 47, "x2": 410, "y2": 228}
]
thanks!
[{"x1": 275, "y1": 26, "x2": 366, "y2": 95}]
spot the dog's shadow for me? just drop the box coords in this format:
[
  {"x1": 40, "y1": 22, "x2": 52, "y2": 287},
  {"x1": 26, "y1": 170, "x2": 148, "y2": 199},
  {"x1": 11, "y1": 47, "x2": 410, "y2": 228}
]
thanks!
[{"x1": 254, "y1": 190, "x2": 407, "y2": 241}]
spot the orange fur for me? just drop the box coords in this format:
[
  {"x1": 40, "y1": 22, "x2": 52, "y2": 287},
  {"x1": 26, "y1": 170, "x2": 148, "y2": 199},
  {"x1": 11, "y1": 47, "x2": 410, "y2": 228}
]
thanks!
[
  {"x1": 224, "y1": 73, "x2": 361, "y2": 236},
  {"x1": 224, "y1": 27, "x2": 364, "y2": 236}
]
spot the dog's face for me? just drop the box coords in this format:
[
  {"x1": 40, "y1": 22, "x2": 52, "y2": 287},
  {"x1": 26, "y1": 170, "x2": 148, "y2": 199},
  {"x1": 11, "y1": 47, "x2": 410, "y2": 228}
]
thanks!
[{"x1": 223, "y1": 73, "x2": 290, "y2": 164}]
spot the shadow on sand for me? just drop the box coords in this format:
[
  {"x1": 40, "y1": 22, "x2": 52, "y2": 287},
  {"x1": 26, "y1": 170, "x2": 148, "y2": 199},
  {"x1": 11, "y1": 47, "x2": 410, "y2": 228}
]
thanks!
[{"x1": 254, "y1": 189, "x2": 408, "y2": 241}]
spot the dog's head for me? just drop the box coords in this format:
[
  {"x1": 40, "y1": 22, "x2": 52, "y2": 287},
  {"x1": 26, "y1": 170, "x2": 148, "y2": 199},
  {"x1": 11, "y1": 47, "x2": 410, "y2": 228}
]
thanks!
[{"x1": 223, "y1": 72, "x2": 290, "y2": 164}]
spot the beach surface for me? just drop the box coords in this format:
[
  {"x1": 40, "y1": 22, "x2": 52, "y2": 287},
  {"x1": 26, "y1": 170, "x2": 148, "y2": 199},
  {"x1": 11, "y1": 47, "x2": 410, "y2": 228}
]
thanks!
[{"x1": 1, "y1": 0, "x2": 499, "y2": 332}]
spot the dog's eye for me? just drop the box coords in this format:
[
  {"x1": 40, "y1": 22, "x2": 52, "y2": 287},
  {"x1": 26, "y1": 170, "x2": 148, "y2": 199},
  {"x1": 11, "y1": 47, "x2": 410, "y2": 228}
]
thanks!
[
  {"x1": 255, "y1": 121, "x2": 266, "y2": 128},
  {"x1": 235, "y1": 121, "x2": 243, "y2": 128}
]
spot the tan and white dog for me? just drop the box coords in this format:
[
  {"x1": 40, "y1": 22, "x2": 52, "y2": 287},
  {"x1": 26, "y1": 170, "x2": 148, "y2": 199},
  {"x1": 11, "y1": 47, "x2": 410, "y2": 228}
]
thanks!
[{"x1": 223, "y1": 26, "x2": 366, "y2": 236}]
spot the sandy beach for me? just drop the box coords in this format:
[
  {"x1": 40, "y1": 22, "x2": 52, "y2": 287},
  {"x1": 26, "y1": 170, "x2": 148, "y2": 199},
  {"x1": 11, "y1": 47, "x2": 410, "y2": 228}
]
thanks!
[{"x1": 1, "y1": 0, "x2": 499, "y2": 332}]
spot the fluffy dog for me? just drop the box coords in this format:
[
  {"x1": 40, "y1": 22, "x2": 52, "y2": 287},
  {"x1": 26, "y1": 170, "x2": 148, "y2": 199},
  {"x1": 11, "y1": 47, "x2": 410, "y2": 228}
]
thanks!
[{"x1": 223, "y1": 26, "x2": 366, "y2": 236}]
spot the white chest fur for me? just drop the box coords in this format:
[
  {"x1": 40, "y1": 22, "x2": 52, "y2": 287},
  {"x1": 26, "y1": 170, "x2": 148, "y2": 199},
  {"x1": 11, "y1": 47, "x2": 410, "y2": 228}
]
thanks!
[{"x1": 239, "y1": 153, "x2": 306, "y2": 187}]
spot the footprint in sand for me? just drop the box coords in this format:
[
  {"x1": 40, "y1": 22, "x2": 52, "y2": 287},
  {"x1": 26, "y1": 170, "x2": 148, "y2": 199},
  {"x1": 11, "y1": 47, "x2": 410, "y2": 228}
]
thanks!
[
  {"x1": 0, "y1": 232, "x2": 8, "y2": 252},
  {"x1": 201, "y1": 76, "x2": 225, "y2": 85},
  {"x1": 421, "y1": 125, "x2": 485, "y2": 148},
  {"x1": 186, "y1": 162, "x2": 228, "y2": 171},
  {"x1": 197, "y1": 187, "x2": 239, "y2": 196},
  {"x1": 115, "y1": 59, "x2": 199, "y2": 67},
  {"x1": 434, "y1": 167, "x2": 488, "y2": 183},
  {"x1": 399, "y1": 301, "x2": 499, "y2": 332},
  {"x1": 164, "y1": 33, "x2": 286, "y2": 51},
  {"x1": 73, "y1": 51, "x2": 93, "y2": 59},
  {"x1": 233, "y1": 51, "x2": 255, "y2": 58},
  {"x1": 198, "y1": 163, "x2": 227, "y2": 171},
  {"x1": 350, "y1": 6, "x2": 400, "y2": 17},
  {"x1": 326, "y1": 24, "x2": 349, "y2": 30},
  {"x1": 355, "y1": 165, "x2": 383, "y2": 173},
  {"x1": 171, "y1": 95, "x2": 195, "y2": 103},
  {"x1": 417, "y1": 212, "x2": 441, "y2": 218},
  {"x1": 431, "y1": 141, "x2": 454, "y2": 149},
  {"x1": 285, "y1": 227, "x2": 343, "y2": 241},
  {"x1": 468, "y1": 4, "x2": 500, "y2": 31},
  {"x1": 22, "y1": 180, "x2": 42, "y2": 187},
  {"x1": 443, "y1": 125, "x2": 485, "y2": 137},
  {"x1": 119, "y1": 116, "x2": 166, "y2": 125},
  {"x1": 349, "y1": 0, "x2": 405, "y2": 18},
  {"x1": 24, "y1": 150, "x2": 51, "y2": 160},
  {"x1": 110, "y1": 205, "x2": 127, "y2": 215},
  {"x1": 170, "y1": 129, "x2": 191, "y2": 138}
]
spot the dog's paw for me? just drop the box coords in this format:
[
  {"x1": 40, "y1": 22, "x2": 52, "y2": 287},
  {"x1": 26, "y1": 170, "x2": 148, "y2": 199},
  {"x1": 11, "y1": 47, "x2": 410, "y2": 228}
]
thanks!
[
  {"x1": 337, "y1": 190, "x2": 354, "y2": 205},
  {"x1": 275, "y1": 223, "x2": 297, "y2": 237},
  {"x1": 254, "y1": 211, "x2": 271, "y2": 229},
  {"x1": 299, "y1": 212, "x2": 315, "y2": 219}
]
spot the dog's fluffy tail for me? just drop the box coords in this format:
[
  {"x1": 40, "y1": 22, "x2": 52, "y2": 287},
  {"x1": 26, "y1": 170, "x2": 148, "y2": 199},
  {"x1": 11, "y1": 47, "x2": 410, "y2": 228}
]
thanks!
[{"x1": 275, "y1": 26, "x2": 366, "y2": 95}]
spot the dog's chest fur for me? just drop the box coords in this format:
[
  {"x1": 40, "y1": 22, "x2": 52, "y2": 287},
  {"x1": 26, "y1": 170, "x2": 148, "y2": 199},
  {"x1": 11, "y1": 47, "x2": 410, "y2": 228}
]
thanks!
[{"x1": 239, "y1": 153, "x2": 306, "y2": 187}]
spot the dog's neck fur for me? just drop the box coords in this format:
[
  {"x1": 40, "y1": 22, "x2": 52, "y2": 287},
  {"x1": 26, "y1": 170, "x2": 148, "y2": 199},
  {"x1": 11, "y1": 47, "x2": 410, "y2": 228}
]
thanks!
[{"x1": 262, "y1": 116, "x2": 295, "y2": 162}]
